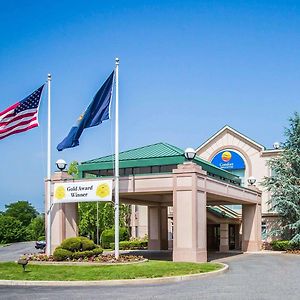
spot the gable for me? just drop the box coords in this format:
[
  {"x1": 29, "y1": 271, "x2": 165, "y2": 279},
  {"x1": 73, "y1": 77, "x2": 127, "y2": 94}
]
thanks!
[{"x1": 196, "y1": 126, "x2": 265, "y2": 161}]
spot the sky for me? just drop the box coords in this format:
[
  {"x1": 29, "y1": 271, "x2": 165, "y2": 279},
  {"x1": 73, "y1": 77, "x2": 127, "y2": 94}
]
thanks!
[{"x1": 0, "y1": 0, "x2": 299, "y2": 212}]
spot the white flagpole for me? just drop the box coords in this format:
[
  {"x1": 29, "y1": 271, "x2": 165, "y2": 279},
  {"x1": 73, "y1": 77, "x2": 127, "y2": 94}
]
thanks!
[
  {"x1": 96, "y1": 201, "x2": 99, "y2": 245},
  {"x1": 114, "y1": 58, "x2": 120, "y2": 259},
  {"x1": 46, "y1": 74, "x2": 52, "y2": 256}
]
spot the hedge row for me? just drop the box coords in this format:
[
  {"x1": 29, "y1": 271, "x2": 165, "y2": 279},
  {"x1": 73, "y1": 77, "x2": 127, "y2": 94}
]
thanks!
[
  {"x1": 270, "y1": 240, "x2": 300, "y2": 251},
  {"x1": 110, "y1": 240, "x2": 147, "y2": 250}
]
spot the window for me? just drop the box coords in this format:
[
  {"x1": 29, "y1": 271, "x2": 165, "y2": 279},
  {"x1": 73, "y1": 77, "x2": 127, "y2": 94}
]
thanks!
[
  {"x1": 261, "y1": 221, "x2": 267, "y2": 240},
  {"x1": 151, "y1": 166, "x2": 160, "y2": 173},
  {"x1": 124, "y1": 168, "x2": 133, "y2": 176}
]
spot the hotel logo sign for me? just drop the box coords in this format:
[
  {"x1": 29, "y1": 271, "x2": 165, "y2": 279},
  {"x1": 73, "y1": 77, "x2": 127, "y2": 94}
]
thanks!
[
  {"x1": 53, "y1": 180, "x2": 112, "y2": 203},
  {"x1": 211, "y1": 150, "x2": 245, "y2": 170}
]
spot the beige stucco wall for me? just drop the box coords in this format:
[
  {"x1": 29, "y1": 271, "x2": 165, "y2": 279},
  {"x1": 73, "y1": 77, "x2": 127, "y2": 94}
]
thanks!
[
  {"x1": 130, "y1": 205, "x2": 148, "y2": 238},
  {"x1": 196, "y1": 128, "x2": 280, "y2": 215}
]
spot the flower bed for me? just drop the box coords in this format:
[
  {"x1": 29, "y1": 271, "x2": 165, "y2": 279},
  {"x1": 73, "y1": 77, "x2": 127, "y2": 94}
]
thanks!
[{"x1": 24, "y1": 253, "x2": 145, "y2": 263}]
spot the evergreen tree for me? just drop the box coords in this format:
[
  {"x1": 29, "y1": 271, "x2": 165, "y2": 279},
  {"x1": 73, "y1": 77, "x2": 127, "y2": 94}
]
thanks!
[{"x1": 263, "y1": 112, "x2": 300, "y2": 243}]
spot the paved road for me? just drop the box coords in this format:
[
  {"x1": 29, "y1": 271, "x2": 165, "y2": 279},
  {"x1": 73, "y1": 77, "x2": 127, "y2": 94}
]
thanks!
[
  {"x1": 0, "y1": 242, "x2": 38, "y2": 262},
  {"x1": 1, "y1": 253, "x2": 299, "y2": 300}
]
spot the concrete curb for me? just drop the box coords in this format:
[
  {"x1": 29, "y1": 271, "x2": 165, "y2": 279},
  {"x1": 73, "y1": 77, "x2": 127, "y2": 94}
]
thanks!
[
  {"x1": 244, "y1": 251, "x2": 285, "y2": 255},
  {"x1": 0, "y1": 244, "x2": 11, "y2": 248},
  {"x1": 0, "y1": 263, "x2": 228, "y2": 286}
]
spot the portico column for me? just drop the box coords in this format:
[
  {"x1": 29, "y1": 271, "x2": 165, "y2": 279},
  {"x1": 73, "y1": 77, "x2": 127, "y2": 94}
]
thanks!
[
  {"x1": 45, "y1": 172, "x2": 78, "y2": 253},
  {"x1": 219, "y1": 223, "x2": 229, "y2": 252},
  {"x1": 173, "y1": 162, "x2": 207, "y2": 262},
  {"x1": 242, "y1": 203, "x2": 262, "y2": 252},
  {"x1": 148, "y1": 206, "x2": 168, "y2": 250}
]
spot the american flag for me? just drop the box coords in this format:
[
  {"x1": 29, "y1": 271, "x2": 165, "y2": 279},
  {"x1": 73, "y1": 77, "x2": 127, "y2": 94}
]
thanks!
[{"x1": 0, "y1": 85, "x2": 45, "y2": 140}]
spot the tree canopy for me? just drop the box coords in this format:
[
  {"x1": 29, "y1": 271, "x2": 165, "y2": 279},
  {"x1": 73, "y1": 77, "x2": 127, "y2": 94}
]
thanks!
[
  {"x1": 0, "y1": 215, "x2": 24, "y2": 243},
  {"x1": 263, "y1": 112, "x2": 300, "y2": 243},
  {"x1": 68, "y1": 161, "x2": 79, "y2": 177},
  {"x1": 78, "y1": 202, "x2": 131, "y2": 243},
  {"x1": 4, "y1": 201, "x2": 38, "y2": 227}
]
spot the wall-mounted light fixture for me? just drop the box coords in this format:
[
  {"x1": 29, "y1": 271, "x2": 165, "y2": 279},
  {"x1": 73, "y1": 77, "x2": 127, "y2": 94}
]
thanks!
[{"x1": 247, "y1": 176, "x2": 256, "y2": 186}]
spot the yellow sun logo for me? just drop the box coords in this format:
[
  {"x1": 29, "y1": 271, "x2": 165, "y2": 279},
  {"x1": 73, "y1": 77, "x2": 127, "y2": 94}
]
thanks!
[
  {"x1": 221, "y1": 151, "x2": 232, "y2": 162},
  {"x1": 96, "y1": 183, "x2": 110, "y2": 198},
  {"x1": 55, "y1": 186, "x2": 65, "y2": 200}
]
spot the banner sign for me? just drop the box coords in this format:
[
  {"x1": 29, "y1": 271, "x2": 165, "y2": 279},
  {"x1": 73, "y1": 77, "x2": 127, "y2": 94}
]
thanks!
[
  {"x1": 211, "y1": 150, "x2": 245, "y2": 170},
  {"x1": 53, "y1": 180, "x2": 112, "y2": 204}
]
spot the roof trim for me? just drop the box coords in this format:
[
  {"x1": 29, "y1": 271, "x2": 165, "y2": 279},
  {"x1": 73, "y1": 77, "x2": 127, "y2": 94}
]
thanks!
[
  {"x1": 196, "y1": 125, "x2": 265, "y2": 152},
  {"x1": 261, "y1": 149, "x2": 283, "y2": 157},
  {"x1": 78, "y1": 142, "x2": 241, "y2": 185}
]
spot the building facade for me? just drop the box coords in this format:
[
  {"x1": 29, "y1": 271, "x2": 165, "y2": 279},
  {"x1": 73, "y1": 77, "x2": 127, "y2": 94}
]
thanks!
[
  {"x1": 48, "y1": 140, "x2": 262, "y2": 261},
  {"x1": 130, "y1": 126, "x2": 281, "y2": 245},
  {"x1": 196, "y1": 125, "x2": 281, "y2": 241}
]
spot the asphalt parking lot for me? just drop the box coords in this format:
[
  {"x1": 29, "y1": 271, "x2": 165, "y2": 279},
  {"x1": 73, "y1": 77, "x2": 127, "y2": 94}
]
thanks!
[
  {"x1": 0, "y1": 247, "x2": 299, "y2": 300},
  {"x1": 0, "y1": 242, "x2": 38, "y2": 262}
]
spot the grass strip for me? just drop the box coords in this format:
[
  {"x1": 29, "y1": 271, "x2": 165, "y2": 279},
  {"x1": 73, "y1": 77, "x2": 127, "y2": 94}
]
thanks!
[{"x1": 0, "y1": 261, "x2": 222, "y2": 281}]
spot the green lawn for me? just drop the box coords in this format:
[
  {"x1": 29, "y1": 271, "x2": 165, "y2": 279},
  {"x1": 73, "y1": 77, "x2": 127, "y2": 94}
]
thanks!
[{"x1": 0, "y1": 261, "x2": 222, "y2": 281}]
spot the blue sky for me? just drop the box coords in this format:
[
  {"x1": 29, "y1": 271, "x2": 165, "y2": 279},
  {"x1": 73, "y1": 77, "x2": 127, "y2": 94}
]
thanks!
[{"x1": 0, "y1": 1, "x2": 299, "y2": 212}]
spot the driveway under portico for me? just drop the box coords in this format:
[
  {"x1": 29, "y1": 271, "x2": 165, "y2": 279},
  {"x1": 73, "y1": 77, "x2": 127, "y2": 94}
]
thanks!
[{"x1": 50, "y1": 160, "x2": 262, "y2": 263}]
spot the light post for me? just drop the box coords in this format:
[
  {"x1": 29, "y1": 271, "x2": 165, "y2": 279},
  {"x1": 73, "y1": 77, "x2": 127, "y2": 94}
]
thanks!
[
  {"x1": 56, "y1": 159, "x2": 67, "y2": 171},
  {"x1": 184, "y1": 148, "x2": 196, "y2": 161}
]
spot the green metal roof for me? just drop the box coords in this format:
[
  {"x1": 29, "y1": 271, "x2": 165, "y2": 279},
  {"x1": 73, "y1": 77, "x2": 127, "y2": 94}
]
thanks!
[
  {"x1": 79, "y1": 142, "x2": 241, "y2": 184},
  {"x1": 208, "y1": 206, "x2": 240, "y2": 219}
]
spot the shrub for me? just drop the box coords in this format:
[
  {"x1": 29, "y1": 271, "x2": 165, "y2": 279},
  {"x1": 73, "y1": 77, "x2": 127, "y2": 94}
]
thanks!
[
  {"x1": 72, "y1": 247, "x2": 103, "y2": 259},
  {"x1": 53, "y1": 237, "x2": 103, "y2": 261},
  {"x1": 81, "y1": 237, "x2": 96, "y2": 251},
  {"x1": 92, "y1": 246, "x2": 104, "y2": 256},
  {"x1": 110, "y1": 240, "x2": 148, "y2": 250},
  {"x1": 72, "y1": 250, "x2": 94, "y2": 259},
  {"x1": 60, "y1": 237, "x2": 97, "y2": 252},
  {"x1": 53, "y1": 248, "x2": 73, "y2": 261},
  {"x1": 38, "y1": 235, "x2": 46, "y2": 241},
  {"x1": 100, "y1": 227, "x2": 129, "y2": 249},
  {"x1": 61, "y1": 237, "x2": 82, "y2": 252},
  {"x1": 270, "y1": 240, "x2": 291, "y2": 251}
]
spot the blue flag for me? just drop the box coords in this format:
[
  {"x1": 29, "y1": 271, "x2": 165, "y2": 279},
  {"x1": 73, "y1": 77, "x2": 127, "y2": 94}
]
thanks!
[{"x1": 57, "y1": 71, "x2": 114, "y2": 151}]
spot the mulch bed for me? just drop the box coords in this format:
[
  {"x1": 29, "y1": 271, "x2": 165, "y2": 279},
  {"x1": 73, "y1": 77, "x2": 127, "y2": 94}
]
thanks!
[{"x1": 286, "y1": 250, "x2": 300, "y2": 255}]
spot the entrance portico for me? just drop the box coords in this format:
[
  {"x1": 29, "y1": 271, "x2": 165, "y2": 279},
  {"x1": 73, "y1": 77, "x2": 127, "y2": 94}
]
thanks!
[{"x1": 48, "y1": 166, "x2": 261, "y2": 262}]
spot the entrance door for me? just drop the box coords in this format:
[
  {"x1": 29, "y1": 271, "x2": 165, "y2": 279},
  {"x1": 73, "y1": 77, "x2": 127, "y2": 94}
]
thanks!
[
  {"x1": 229, "y1": 224, "x2": 236, "y2": 250},
  {"x1": 207, "y1": 224, "x2": 220, "y2": 250}
]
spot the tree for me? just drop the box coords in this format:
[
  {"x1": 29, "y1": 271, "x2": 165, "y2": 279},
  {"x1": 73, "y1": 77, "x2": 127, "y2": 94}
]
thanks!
[
  {"x1": 263, "y1": 112, "x2": 300, "y2": 243},
  {"x1": 68, "y1": 161, "x2": 79, "y2": 177},
  {"x1": 78, "y1": 201, "x2": 131, "y2": 242},
  {"x1": 78, "y1": 202, "x2": 98, "y2": 241},
  {"x1": 0, "y1": 215, "x2": 24, "y2": 243},
  {"x1": 4, "y1": 201, "x2": 38, "y2": 227},
  {"x1": 67, "y1": 160, "x2": 132, "y2": 239},
  {"x1": 26, "y1": 215, "x2": 45, "y2": 241}
]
